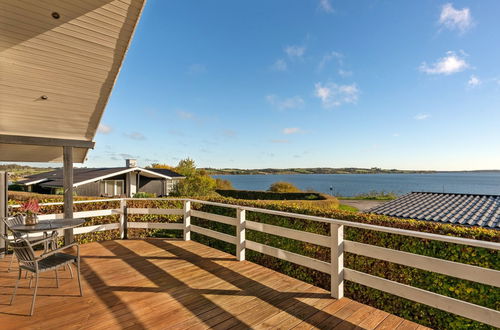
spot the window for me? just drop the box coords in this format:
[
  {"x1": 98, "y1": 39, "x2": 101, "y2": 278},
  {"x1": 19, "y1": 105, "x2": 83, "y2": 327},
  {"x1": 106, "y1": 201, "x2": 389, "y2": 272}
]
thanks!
[{"x1": 100, "y1": 180, "x2": 125, "y2": 196}]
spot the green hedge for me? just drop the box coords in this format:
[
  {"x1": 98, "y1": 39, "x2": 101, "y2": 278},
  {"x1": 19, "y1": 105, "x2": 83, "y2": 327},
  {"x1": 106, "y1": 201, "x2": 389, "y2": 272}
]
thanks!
[
  {"x1": 216, "y1": 189, "x2": 325, "y2": 200},
  {"x1": 188, "y1": 197, "x2": 499, "y2": 330}
]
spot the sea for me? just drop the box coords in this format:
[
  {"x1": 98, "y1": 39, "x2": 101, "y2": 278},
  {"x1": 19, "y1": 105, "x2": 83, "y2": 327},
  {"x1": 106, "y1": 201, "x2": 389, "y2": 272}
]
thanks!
[{"x1": 212, "y1": 172, "x2": 500, "y2": 197}]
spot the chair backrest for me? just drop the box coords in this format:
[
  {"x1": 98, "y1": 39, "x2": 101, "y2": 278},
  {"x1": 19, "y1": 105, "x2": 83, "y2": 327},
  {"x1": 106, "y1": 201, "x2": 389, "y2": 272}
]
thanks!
[
  {"x1": 3, "y1": 214, "x2": 24, "y2": 227},
  {"x1": 2, "y1": 215, "x2": 25, "y2": 239},
  {"x1": 9, "y1": 239, "x2": 36, "y2": 263}
]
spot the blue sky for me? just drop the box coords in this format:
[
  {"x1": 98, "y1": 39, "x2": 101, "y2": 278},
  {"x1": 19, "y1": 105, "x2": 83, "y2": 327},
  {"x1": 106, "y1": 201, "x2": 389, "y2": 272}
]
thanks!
[{"x1": 88, "y1": 0, "x2": 500, "y2": 171}]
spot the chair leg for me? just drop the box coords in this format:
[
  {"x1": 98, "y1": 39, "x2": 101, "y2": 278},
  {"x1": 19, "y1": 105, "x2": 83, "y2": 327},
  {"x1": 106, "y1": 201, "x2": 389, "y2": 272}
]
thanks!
[
  {"x1": 76, "y1": 261, "x2": 83, "y2": 297},
  {"x1": 30, "y1": 273, "x2": 39, "y2": 316},
  {"x1": 8, "y1": 252, "x2": 15, "y2": 272},
  {"x1": 55, "y1": 269, "x2": 59, "y2": 288},
  {"x1": 10, "y1": 269, "x2": 22, "y2": 305},
  {"x1": 67, "y1": 264, "x2": 74, "y2": 279}
]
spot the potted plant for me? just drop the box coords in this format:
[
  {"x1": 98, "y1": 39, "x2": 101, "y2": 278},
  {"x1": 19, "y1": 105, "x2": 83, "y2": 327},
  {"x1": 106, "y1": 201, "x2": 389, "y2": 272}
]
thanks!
[{"x1": 20, "y1": 199, "x2": 41, "y2": 225}]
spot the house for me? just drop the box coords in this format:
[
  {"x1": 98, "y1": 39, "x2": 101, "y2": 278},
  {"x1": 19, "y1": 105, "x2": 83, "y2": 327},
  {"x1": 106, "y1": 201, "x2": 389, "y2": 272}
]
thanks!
[
  {"x1": 17, "y1": 159, "x2": 184, "y2": 197},
  {"x1": 368, "y1": 192, "x2": 500, "y2": 229}
]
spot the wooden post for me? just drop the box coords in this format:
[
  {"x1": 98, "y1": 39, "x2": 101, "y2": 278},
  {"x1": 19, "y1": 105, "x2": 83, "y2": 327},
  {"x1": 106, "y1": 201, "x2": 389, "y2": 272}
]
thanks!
[
  {"x1": 331, "y1": 223, "x2": 344, "y2": 299},
  {"x1": 183, "y1": 200, "x2": 191, "y2": 241},
  {"x1": 119, "y1": 199, "x2": 128, "y2": 239},
  {"x1": 0, "y1": 171, "x2": 7, "y2": 258},
  {"x1": 236, "y1": 208, "x2": 246, "y2": 261},
  {"x1": 63, "y1": 146, "x2": 74, "y2": 244}
]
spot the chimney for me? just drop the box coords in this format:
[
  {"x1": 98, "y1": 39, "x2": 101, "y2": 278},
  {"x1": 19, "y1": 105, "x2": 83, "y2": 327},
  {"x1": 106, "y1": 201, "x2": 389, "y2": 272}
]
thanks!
[{"x1": 126, "y1": 159, "x2": 137, "y2": 168}]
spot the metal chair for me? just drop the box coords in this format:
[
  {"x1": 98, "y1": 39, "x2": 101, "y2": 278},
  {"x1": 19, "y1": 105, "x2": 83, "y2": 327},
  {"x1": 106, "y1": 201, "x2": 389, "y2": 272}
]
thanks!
[
  {"x1": 2, "y1": 216, "x2": 58, "y2": 272},
  {"x1": 9, "y1": 237, "x2": 83, "y2": 316}
]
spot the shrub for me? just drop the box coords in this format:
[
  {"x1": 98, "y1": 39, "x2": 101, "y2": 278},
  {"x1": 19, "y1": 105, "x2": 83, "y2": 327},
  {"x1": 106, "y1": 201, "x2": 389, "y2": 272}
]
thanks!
[
  {"x1": 268, "y1": 181, "x2": 301, "y2": 193},
  {"x1": 133, "y1": 192, "x2": 156, "y2": 198},
  {"x1": 215, "y1": 178, "x2": 234, "y2": 190},
  {"x1": 171, "y1": 174, "x2": 216, "y2": 197}
]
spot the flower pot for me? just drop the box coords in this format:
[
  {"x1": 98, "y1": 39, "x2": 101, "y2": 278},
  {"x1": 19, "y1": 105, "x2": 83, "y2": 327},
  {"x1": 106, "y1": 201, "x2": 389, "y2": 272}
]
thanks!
[{"x1": 25, "y1": 213, "x2": 38, "y2": 226}]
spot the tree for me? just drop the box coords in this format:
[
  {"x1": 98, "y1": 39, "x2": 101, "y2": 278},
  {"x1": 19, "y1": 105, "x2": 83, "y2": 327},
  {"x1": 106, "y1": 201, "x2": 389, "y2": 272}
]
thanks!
[
  {"x1": 150, "y1": 163, "x2": 176, "y2": 171},
  {"x1": 176, "y1": 158, "x2": 197, "y2": 177},
  {"x1": 169, "y1": 158, "x2": 217, "y2": 197},
  {"x1": 268, "y1": 181, "x2": 301, "y2": 193}
]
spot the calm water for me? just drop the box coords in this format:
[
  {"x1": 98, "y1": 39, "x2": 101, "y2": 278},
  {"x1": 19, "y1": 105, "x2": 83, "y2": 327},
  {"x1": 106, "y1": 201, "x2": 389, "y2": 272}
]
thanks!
[{"x1": 213, "y1": 172, "x2": 500, "y2": 197}]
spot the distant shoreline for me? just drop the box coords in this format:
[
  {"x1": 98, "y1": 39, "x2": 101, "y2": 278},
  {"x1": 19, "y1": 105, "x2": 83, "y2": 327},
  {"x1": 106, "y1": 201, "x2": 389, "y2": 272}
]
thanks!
[{"x1": 206, "y1": 169, "x2": 500, "y2": 176}]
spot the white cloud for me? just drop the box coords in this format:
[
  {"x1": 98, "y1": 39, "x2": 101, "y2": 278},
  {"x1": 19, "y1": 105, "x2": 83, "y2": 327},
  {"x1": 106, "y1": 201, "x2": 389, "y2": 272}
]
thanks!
[
  {"x1": 271, "y1": 59, "x2": 287, "y2": 71},
  {"x1": 467, "y1": 75, "x2": 481, "y2": 87},
  {"x1": 283, "y1": 127, "x2": 303, "y2": 135},
  {"x1": 270, "y1": 139, "x2": 290, "y2": 144},
  {"x1": 419, "y1": 51, "x2": 469, "y2": 75},
  {"x1": 439, "y1": 3, "x2": 473, "y2": 33},
  {"x1": 393, "y1": 133, "x2": 400, "y2": 137},
  {"x1": 414, "y1": 113, "x2": 431, "y2": 120},
  {"x1": 266, "y1": 94, "x2": 304, "y2": 110},
  {"x1": 314, "y1": 82, "x2": 359, "y2": 108},
  {"x1": 124, "y1": 132, "x2": 146, "y2": 140},
  {"x1": 97, "y1": 124, "x2": 112, "y2": 134},
  {"x1": 319, "y1": 0, "x2": 334, "y2": 13},
  {"x1": 285, "y1": 45, "x2": 306, "y2": 59}
]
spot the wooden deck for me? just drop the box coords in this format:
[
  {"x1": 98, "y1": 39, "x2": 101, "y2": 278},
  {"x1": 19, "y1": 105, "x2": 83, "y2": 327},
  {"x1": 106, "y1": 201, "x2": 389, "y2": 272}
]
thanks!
[{"x1": 0, "y1": 239, "x2": 427, "y2": 329}]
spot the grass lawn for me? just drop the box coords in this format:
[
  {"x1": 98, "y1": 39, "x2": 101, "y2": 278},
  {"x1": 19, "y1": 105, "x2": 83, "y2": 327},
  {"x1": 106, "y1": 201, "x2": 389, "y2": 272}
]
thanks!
[{"x1": 339, "y1": 204, "x2": 358, "y2": 212}]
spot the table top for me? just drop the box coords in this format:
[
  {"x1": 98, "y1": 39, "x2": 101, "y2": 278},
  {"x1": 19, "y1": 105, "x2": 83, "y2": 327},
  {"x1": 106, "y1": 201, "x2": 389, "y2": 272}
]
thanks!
[{"x1": 10, "y1": 218, "x2": 85, "y2": 233}]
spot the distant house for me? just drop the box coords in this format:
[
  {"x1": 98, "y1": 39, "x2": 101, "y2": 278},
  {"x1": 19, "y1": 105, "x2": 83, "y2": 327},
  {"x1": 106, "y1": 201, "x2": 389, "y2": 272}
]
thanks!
[
  {"x1": 368, "y1": 192, "x2": 500, "y2": 229},
  {"x1": 17, "y1": 159, "x2": 184, "y2": 197}
]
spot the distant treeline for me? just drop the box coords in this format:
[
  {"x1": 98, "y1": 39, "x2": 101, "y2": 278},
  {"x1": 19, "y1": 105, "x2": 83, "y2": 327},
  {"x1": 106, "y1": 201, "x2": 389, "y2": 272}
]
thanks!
[{"x1": 204, "y1": 167, "x2": 437, "y2": 175}]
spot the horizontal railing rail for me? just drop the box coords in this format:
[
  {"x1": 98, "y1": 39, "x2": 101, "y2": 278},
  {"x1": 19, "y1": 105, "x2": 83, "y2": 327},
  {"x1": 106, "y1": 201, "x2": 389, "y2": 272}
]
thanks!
[{"x1": 6, "y1": 197, "x2": 500, "y2": 327}]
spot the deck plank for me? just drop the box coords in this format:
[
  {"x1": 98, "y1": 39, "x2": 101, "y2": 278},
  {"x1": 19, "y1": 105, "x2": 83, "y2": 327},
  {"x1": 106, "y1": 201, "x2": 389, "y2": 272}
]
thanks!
[{"x1": 0, "y1": 239, "x2": 425, "y2": 329}]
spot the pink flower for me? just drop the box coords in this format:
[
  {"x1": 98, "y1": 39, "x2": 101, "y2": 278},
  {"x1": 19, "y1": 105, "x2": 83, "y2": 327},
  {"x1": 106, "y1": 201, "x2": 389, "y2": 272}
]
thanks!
[{"x1": 20, "y1": 199, "x2": 40, "y2": 214}]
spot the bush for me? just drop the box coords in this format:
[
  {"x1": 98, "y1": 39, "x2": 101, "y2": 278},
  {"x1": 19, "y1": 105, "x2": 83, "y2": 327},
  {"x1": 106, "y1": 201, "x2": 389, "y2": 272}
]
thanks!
[
  {"x1": 133, "y1": 192, "x2": 156, "y2": 198},
  {"x1": 268, "y1": 181, "x2": 301, "y2": 193},
  {"x1": 171, "y1": 174, "x2": 216, "y2": 197},
  {"x1": 215, "y1": 178, "x2": 234, "y2": 190}
]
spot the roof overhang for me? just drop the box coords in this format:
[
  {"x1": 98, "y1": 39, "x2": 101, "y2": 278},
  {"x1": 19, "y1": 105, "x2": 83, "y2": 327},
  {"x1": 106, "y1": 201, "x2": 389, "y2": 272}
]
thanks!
[
  {"x1": 0, "y1": 0, "x2": 147, "y2": 163},
  {"x1": 73, "y1": 167, "x2": 180, "y2": 187}
]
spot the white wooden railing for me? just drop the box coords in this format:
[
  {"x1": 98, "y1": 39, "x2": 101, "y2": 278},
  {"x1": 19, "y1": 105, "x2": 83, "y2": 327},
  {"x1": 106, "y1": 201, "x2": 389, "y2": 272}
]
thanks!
[{"x1": 8, "y1": 197, "x2": 500, "y2": 327}]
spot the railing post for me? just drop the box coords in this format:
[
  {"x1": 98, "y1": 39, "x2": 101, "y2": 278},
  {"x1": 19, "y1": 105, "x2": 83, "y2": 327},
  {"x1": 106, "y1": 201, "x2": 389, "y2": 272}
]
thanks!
[
  {"x1": 236, "y1": 208, "x2": 246, "y2": 261},
  {"x1": 331, "y1": 223, "x2": 344, "y2": 299},
  {"x1": 119, "y1": 199, "x2": 128, "y2": 239},
  {"x1": 183, "y1": 200, "x2": 191, "y2": 241},
  {"x1": 0, "y1": 171, "x2": 7, "y2": 258}
]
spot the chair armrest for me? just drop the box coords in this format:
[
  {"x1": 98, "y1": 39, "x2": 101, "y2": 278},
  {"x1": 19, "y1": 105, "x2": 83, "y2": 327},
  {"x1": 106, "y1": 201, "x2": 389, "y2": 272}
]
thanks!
[
  {"x1": 28, "y1": 235, "x2": 57, "y2": 248},
  {"x1": 38, "y1": 242, "x2": 79, "y2": 259}
]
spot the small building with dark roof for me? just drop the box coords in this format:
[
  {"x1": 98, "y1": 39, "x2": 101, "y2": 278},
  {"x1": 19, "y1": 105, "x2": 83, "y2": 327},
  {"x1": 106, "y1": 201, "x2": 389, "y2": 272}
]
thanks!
[
  {"x1": 17, "y1": 159, "x2": 184, "y2": 198},
  {"x1": 367, "y1": 192, "x2": 500, "y2": 229}
]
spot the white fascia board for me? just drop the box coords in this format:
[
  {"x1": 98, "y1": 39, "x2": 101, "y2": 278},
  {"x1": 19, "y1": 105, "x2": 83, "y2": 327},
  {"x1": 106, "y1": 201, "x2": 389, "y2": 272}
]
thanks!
[
  {"x1": 73, "y1": 168, "x2": 138, "y2": 187},
  {"x1": 73, "y1": 167, "x2": 181, "y2": 187},
  {"x1": 20, "y1": 178, "x2": 49, "y2": 185}
]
